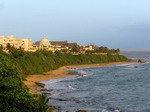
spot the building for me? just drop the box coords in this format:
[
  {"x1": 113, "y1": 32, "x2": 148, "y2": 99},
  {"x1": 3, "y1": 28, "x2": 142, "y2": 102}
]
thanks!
[
  {"x1": 33, "y1": 37, "x2": 74, "y2": 52},
  {"x1": 82, "y1": 45, "x2": 95, "y2": 51},
  {"x1": 33, "y1": 37, "x2": 95, "y2": 53},
  {"x1": 0, "y1": 35, "x2": 96, "y2": 53},
  {"x1": 32, "y1": 37, "x2": 54, "y2": 52},
  {"x1": 39, "y1": 37, "x2": 51, "y2": 47},
  {"x1": 0, "y1": 35, "x2": 32, "y2": 51},
  {"x1": 51, "y1": 41, "x2": 76, "y2": 51}
]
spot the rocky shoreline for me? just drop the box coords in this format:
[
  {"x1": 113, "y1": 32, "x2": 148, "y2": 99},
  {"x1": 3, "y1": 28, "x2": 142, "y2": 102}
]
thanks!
[{"x1": 24, "y1": 60, "x2": 147, "y2": 112}]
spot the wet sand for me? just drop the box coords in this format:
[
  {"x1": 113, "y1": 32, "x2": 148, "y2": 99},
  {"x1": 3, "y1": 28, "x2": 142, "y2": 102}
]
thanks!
[{"x1": 23, "y1": 62, "x2": 134, "y2": 94}]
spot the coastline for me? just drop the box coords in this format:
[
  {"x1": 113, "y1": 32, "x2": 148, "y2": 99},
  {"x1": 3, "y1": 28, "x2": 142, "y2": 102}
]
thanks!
[{"x1": 23, "y1": 62, "x2": 135, "y2": 94}]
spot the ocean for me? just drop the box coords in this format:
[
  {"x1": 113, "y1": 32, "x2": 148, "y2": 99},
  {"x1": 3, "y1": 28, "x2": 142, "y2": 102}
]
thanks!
[{"x1": 41, "y1": 51, "x2": 150, "y2": 112}]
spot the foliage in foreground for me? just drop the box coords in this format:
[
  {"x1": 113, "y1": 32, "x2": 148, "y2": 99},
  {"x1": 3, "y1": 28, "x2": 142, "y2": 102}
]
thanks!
[{"x1": 0, "y1": 51, "x2": 51, "y2": 112}]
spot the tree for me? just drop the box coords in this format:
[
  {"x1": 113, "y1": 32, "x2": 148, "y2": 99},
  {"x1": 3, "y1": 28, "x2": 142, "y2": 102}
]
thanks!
[
  {"x1": 0, "y1": 45, "x2": 3, "y2": 50},
  {"x1": 71, "y1": 44, "x2": 81, "y2": 53},
  {"x1": 6, "y1": 43, "x2": 11, "y2": 50},
  {"x1": 61, "y1": 49, "x2": 69, "y2": 53},
  {"x1": 5, "y1": 43, "x2": 26, "y2": 58},
  {"x1": 116, "y1": 48, "x2": 120, "y2": 54}
]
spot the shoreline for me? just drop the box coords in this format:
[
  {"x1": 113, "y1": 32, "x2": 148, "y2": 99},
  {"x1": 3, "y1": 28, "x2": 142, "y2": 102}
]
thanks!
[{"x1": 23, "y1": 61, "x2": 135, "y2": 94}]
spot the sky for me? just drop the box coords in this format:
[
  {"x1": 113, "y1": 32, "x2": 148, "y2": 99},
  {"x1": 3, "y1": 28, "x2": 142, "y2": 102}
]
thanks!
[{"x1": 0, "y1": 0, "x2": 150, "y2": 50}]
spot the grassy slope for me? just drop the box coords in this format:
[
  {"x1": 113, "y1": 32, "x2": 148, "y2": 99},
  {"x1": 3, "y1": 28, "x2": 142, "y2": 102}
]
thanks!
[{"x1": 15, "y1": 51, "x2": 128, "y2": 77}]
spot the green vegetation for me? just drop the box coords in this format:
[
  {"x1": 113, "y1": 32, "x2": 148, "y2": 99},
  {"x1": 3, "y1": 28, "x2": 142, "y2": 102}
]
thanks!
[
  {"x1": 0, "y1": 50, "x2": 51, "y2": 112},
  {"x1": 0, "y1": 48, "x2": 128, "y2": 112},
  {"x1": 86, "y1": 46, "x2": 120, "y2": 54},
  {"x1": 13, "y1": 50, "x2": 127, "y2": 76}
]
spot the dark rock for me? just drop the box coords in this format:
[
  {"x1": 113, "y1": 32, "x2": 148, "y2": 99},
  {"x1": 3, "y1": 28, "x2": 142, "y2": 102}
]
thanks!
[
  {"x1": 138, "y1": 59, "x2": 147, "y2": 63},
  {"x1": 41, "y1": 92, "x2": 51, "y2": 95},
  {"x1": 35, "y1": 82, "x2": 45, "y2": 87},
  {"x1": 76, "y1": 110, "x2": 87, "y2": 112},
  {"x1": 40, "y1": 88, "x2": 52, "y2": 92},
  {"x1": 114, "y1": 110, "x2": 124, "y2": 112},
  {"x1": 58, "y1": 99, "x2": 69, "y2": 101}
]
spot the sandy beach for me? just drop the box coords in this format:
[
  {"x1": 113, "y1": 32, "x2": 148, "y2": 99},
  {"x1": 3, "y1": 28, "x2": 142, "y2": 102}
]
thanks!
[{"x1": 23, "y1": 62, "x2": 134, "y2": 94}]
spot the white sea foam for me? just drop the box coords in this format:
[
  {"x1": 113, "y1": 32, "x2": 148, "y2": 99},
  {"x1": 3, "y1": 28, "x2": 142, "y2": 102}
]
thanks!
[
  {"x1": 49, "y1": 91, "x2": 61, "y2": 97},
  {"x1": 78, "y1": 70, "x2": 87, "y2": 75},
  {"x1": 115, "y1": 63, "x2": 142, "y2": 68},
  {"x1": 101, "y1": 109, "x2": 109, "y2": 112},
  {"x1": 100, "y1": 109, "x2": 122, "y2": 112},
  {"x1": 127, "y1": 65, "x2": 138, "y2": 68},
  {"x1": 115, "y1": 64, "x2": 132, "y2": 67},
  {"x1": 40, "y1": 73, "x2": 80, "y2": 95},
  {"x1": 68, "y1": 85, "x2": 76, "y2": 90},
  {"x1": 41, "y1": 75, "x2": 78, "y2": 85}
]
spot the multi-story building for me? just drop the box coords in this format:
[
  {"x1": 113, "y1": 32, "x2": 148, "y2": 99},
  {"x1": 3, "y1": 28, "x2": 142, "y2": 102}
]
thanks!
[{"x1": 0, "y1": 35, "x2": 32, "y2": 51}]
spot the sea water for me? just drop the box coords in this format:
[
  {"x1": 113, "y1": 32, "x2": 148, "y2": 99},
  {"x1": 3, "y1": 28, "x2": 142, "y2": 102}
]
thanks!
[{"x1": 41, "y1": 51, "x2": 150, "y2": 112}]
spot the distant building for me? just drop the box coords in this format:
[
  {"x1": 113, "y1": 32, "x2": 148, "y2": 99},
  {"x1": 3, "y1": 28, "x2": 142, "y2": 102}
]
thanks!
[
  {"x1": 33, "y1": 36, "x2": 76, "y2": 52},
  {"x1": 40, "y1": 37, "x2": 51, "y2": 47},
  {"x1": 82, "y1": 45, "x2": 95, "y2": 51},
  {"x1": 32, "y1": 37, "x2": 54, "y2": 52},
  {"x1": 0, "y1": 35, "x2": 95, "y2": 53},
  {"x1": 0, "y1": 35, "x2": 32, "y2": 51},
  {"x1": 51, "y1": 41, "x2": 77, "y2": 51}
]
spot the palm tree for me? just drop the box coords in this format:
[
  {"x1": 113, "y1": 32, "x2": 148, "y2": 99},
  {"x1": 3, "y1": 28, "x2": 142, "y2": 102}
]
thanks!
[{"x1": 37, "y1": 95, "x2": 52, "y2": 112}]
